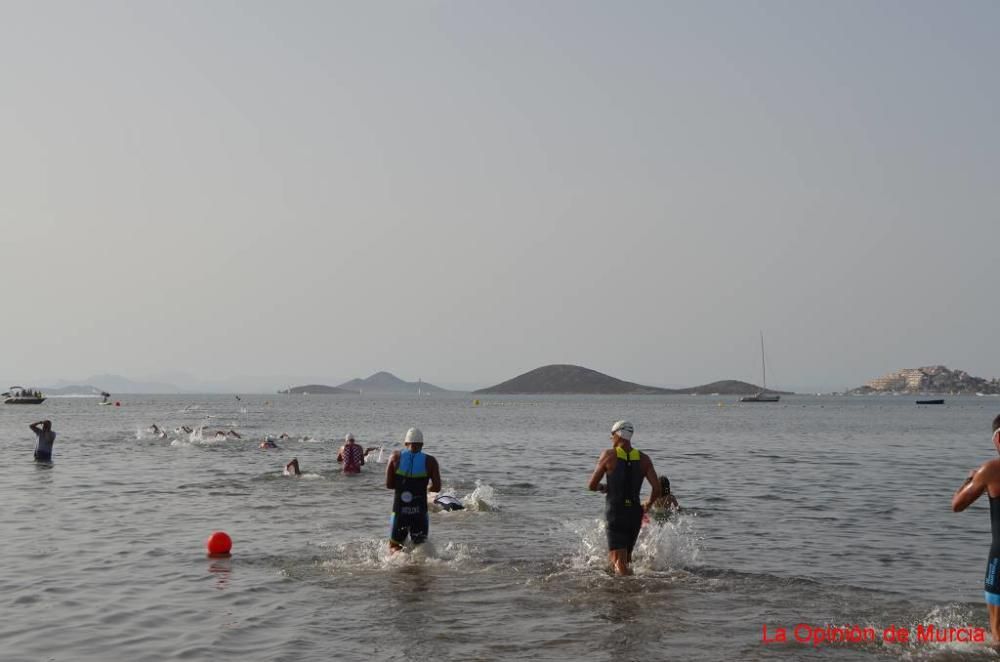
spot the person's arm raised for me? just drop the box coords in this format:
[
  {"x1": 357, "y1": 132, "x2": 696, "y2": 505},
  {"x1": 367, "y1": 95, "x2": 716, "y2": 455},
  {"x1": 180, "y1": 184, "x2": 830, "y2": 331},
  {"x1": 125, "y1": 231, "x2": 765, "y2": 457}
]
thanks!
[{"x1": 953, "y1": 461, "x2": 997, "y2": 512}]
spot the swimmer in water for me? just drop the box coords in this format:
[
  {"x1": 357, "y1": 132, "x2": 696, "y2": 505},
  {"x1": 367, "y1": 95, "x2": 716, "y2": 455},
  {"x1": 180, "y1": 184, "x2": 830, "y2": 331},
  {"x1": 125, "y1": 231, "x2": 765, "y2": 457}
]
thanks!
[
  {"x1": 645, "y1": 476, "x2": 680, "y2": 523},
  {"x1": 260, "y1": 437, "x2": 279, "y2": 449},
  {"x1": 284, "y1": 458, "x2": 301, "y2": 476},
  {"x1": 337, "y1": 433, "x2": 365, "y2": 474},
  {"x1": 952, "y1": 414, "x2": 1000, "y2": 642},
  {"x1": 588, "y1": 420, "x2": 661, "y2": 576},
  {"x1": 227, "y1": 430, "x2": 242, "y2": 439},
  {"x1": 386, "y1": 428, "x2": 442, "y2": 552},
  {"x1": 29, "y1": 420, "x2": 56, "y2": 462},
  {"x1": 279, "y1": 433, "x2": 290, "y2": 440}
]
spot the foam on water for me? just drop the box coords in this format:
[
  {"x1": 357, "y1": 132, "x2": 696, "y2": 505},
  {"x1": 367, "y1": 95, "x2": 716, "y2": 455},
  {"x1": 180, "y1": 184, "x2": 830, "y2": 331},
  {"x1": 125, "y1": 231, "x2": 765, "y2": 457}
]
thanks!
[
  {"x1": 319, "y1": 537, "x2": 477, "y2": 572},
  {"x1": 461, "y1": 480, "x2": 500, "y2": 512},
  {"x1": 564, "y1": 512, "x2": 702, "y2": 573}
]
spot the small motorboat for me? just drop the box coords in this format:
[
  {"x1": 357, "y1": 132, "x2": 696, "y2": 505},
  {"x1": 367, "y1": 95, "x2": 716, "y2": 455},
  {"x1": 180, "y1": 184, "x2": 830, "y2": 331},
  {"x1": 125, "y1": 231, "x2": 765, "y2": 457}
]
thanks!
[
  {"x1": 916, "y1": 399, "x2": 944, "y2": 405},
  {"x1": 3, "y1": 386, "x2": 45, "y2": 404}
]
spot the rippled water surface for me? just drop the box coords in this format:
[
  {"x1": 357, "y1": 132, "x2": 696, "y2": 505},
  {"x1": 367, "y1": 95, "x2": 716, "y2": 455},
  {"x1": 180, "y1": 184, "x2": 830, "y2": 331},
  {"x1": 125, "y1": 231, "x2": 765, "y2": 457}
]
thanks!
[{"x1": 2, "y1": 394, "x2": 998, "y2": 660}]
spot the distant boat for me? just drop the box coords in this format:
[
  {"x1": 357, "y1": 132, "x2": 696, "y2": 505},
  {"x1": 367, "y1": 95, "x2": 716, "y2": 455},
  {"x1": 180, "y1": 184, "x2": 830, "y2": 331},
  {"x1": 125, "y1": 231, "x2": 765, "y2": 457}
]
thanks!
[
  {"x1": 740, "y1": 333, "x2": 780, "y2": 403},
  {"x1": 3, "y1": 386, "x2": 46, "y2": 404},
  {"x1": 916, "y1": 399, "x2": 944, "y2": 405}
]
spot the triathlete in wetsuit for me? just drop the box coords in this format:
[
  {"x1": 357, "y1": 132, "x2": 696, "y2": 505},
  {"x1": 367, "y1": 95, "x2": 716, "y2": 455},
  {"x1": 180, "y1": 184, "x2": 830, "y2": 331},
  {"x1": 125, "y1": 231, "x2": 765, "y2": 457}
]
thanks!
[
  {"x1": 588, "y1": 420, "x2": 661, "y2": 576},
  {"x1": 386, "y1": 428, "x2": 442, "y2": 551},
  {"x1": 29, "y1": 420, "x2": 56, "y2": 462},
  {"x1": 952, "y1": 414, "x2": 1000, "y2": 642}
]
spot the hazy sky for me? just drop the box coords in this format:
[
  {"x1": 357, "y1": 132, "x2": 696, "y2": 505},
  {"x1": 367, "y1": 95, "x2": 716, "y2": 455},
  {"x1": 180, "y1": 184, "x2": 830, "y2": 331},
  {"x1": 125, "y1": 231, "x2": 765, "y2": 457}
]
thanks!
[{"x1": 2, "y1": 1, "x2": 997, "y2": 391}]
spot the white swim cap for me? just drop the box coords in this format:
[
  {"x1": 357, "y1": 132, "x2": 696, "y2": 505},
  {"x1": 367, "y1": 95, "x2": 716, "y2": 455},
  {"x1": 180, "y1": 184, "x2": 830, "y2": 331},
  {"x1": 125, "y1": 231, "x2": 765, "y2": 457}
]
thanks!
[
  {"x1": 405, "y1": 427, "x2": 424, "y2": 445},
  {"x1": 345, "y1": 433, "x2": 355, "y2": 442},
  {"x1": 611, "y1": 420, "x2": 634, "y2": 440}
]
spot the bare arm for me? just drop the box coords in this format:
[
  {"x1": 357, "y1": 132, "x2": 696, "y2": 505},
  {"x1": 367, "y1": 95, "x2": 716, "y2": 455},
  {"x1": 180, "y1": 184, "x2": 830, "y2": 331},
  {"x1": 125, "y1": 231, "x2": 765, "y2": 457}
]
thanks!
[
  {"x1": 641, "y1": 455, "x2": 662, "y2": 510},
  {"x1": 385, "y1": 452, "x2": 399, "y2": 489},
  {"x1": 588, "y1": 450, "x2": 611, "y2": 492},
  {"x1": 29, "y1": 421, "x2": 43, "y2": 434},
  {"x1": 337, "y1": 446, "x2": 345, "y2": 463},
  {"x1": 953, "y1": 462, "x2": 999, "y2": 512},
  {"x1": 428, "y1": 456, "x2": 442, "y2": 493}
]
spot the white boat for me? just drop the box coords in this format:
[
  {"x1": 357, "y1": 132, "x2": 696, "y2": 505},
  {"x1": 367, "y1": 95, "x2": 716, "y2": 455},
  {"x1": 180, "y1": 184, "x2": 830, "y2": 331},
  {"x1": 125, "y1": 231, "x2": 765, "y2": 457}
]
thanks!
[
  {"x1": 740, "y1": 333, "x2": 780, "y2": 403},
  {"x1": 3, "y1": 386, "x2": 46, "y2": 404}
]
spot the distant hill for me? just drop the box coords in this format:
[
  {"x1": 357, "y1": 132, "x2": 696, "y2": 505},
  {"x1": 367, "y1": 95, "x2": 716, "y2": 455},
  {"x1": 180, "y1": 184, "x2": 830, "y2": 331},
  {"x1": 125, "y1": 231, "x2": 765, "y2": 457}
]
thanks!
[
  {"x1": 672, "y1": 380, "x2": 793, "y2": 395},
  {"x1": 337, "y1": 371, "x2": 447, "y2": 394},
  {"x1": 474, "y1": 364, "x2": 675, "y2": 395},
  {"x1": 45, "y1": 374, "x2": 180, "y2": 394},
  {"x1": 42, "y1": 384, "x2": 105, "y2": 396},
  {"x1": 279, "y1": 384, "x2": 356, "y2": 395}
]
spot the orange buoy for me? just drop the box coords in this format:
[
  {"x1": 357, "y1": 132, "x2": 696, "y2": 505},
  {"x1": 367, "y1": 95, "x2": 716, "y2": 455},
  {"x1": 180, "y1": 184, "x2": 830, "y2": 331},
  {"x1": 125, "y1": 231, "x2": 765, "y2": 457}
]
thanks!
[{"x1": 206, "y1": 531, "x2": 232, "y2": 557}]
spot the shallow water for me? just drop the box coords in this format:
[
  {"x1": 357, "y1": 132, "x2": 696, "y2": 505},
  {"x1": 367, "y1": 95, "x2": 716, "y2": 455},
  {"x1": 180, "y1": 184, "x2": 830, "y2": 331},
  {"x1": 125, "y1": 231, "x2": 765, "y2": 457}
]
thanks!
[{"x1": 1, "y1": 394, "x2": 998, "y2": 660}]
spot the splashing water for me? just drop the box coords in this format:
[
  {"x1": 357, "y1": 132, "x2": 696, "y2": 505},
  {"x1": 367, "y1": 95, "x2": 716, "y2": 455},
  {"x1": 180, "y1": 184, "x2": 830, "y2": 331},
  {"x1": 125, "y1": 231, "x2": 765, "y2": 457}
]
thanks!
[
  {"x1": 565, "y1": 512, "x2": 702, "y2": 573},
  {"x1": 320, "y1": 537, "x2": 476, "y2": 572},
  {"x1": 462, "y1": 480, "x2": 500, "y2": 512}
]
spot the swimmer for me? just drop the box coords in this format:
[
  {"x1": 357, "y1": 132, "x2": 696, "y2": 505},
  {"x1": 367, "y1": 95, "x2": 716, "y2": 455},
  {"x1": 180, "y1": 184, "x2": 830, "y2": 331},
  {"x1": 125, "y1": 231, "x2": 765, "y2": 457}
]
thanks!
[
  {"x1": 226, "y1": 430, "x2": 242, "y2": 439},
  {"x1": 433, "y1": 494, "x2": 465, "y2": 512},
  {"x1": 645, "y1": 476, "x2": 680, "y2": 523},
  {"x1": 386, "y1": 428, "x2": 442, "y2": 551},
  {"x1": 588, "y1": 420, "x2": 661, "y2": 576},
  {"x1": 952, "y1": 414, "x2": 1000, "y2": 642},
  {"x1": 279, "y1": 433, "x2": 291, "y2": 440},
  {"x1": 284, "y1": 458, "x2": 301, "y2": 476},
  {"x1": 29, "y1": 420, "x2": 56, "y2": 462},
  {"x1": 260, "y1": 438, "x2": 279, "y2": 449},
  {"x1": 337, "y1": 433, "x2": 365, "y2": 474}
]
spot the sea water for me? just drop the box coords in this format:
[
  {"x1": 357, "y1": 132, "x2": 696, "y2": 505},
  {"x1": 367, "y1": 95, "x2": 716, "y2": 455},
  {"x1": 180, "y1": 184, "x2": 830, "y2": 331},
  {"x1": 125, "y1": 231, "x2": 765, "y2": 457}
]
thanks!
[{"x1": 0, "y1": 394, "x2": 996, "y2": 660}]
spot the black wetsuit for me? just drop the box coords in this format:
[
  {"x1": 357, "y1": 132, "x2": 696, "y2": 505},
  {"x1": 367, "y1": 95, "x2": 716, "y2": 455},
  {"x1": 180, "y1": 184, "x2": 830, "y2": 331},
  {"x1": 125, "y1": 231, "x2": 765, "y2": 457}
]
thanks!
[
  {"x1": 985, "y1": 493, "x2": 1000, "y2": 605},
  {"x1": 390, "y1": 450, "x2": 430, "y2": 546},
  {"x1": 605, "y1": 447, "x2": 645, "y2": 555}
]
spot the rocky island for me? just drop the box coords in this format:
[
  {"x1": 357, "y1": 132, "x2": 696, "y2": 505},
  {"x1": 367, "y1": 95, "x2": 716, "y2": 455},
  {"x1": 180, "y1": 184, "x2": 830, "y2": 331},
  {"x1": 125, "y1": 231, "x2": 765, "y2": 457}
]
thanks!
[
  {"x1": 851, "y1": 365, "x2": 1000, "y2": 395},
  {"x1": 473, "y1": 364, "x2": 785, "y2": 396},
  {"x1": 278, "y1": 384, "x2": 356, "y2": 395},
  {"x1": 337, "y1": 371, "x2": 446, "y2": 394}
]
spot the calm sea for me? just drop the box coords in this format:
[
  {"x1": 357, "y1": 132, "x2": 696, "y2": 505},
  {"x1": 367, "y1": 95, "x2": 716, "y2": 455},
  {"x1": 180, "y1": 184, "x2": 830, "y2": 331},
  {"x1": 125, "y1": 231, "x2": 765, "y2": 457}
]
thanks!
[{"x1": 1, "y1": 393, "x2": 997, "y2": 661}]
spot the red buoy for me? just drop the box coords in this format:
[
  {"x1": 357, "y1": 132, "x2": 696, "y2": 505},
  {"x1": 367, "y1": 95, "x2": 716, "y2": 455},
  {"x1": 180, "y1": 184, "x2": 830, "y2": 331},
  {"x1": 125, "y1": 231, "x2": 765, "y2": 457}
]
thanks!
[
  {"x1": 206, "y1": 531, "x2": 232, "y2": 557},
  {"x1": 115, "y1": 401, "x2": 121, "y2": 407}
]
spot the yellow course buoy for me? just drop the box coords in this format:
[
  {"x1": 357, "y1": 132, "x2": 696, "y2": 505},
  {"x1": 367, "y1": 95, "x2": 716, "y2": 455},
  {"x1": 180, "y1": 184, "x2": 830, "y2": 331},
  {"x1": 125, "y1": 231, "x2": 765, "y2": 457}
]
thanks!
[{"x1": 473, "y1": 399, "x2": 480, "y2": 406}]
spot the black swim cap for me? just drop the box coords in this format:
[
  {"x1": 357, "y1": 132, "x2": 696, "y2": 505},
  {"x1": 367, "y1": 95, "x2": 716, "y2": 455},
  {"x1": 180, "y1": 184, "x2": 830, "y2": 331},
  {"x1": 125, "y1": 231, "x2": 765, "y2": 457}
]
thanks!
[{"x1": 659, "y1": 476, "x2": 670, "y2": 492}]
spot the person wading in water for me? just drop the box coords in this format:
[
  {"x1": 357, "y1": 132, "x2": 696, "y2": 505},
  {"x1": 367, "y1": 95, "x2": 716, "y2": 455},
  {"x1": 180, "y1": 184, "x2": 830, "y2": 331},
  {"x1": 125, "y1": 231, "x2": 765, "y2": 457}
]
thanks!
[
  {"x1": 588, "y1": 420, "x2": 660, "y2": 576},
  {"x1": 952, "y1": 414, "x2": 1000, "y2": 642},
  {"x1": 385, "y1": 427, "x2": 441, "y2": 552}
]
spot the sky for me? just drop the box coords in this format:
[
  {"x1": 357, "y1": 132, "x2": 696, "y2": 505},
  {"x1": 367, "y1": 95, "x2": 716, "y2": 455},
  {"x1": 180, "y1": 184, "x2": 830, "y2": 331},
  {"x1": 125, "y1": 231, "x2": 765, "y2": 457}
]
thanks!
[{"x1": 1, "y1": 0, "x2": 998, "y2": 392}]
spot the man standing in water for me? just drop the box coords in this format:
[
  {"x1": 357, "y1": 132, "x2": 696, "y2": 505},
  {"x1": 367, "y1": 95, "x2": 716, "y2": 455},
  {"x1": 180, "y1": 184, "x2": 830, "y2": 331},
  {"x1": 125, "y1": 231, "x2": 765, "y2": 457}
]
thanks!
[
  {"x1": 952, "y1": 414, "x2": 1000, "y2": 642},
  {"x1": 385, "y1": 428, "x2": 441, "y2": 551},
  {"x1": 29, "y1": 420, "x2": 56, "y2": 462},
  {"x1": 588, "y1": 420, "x2": 660, "y2": 576},
  {"x1": 337, "y1": 433, "x2": 365, "y2": 474}
]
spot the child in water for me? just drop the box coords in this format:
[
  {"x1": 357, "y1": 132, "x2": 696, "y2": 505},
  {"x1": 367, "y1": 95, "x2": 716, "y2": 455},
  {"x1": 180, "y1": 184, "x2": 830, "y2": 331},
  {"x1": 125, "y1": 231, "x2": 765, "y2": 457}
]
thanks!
[{"x1": 645, "y1": 476, "x2": 680, "y2": 523}]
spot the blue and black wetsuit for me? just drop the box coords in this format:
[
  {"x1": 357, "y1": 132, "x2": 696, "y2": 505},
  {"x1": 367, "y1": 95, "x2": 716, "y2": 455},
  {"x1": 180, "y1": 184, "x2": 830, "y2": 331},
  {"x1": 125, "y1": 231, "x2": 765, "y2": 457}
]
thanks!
[
  {"x1": 606, "y1": 446, "x2": 644, "y2": 556},
  {"x1": 390, "y1": 450, "x2": 430, "y2": 546},
  {"x1": 985, "y1": 493, "x2": 1000, "y2": 605}
]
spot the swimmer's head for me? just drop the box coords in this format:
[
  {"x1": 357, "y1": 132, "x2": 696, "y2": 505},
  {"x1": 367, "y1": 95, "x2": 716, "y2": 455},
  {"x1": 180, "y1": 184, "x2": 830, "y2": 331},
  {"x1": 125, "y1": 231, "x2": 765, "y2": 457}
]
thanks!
[
  {"x1": 404, "y1": 427, "x2": 424, "y2": 449},
  {"x1": 611, "y1": 420, "x2": 634, "y2": 442},
  {"x1": 345, "y1": 433, "x2": 355, "y2": 443},
  {"x1": 42, "y1": 420, "x2": 51, "y2": 432},
  {"x1": 659, "y1": 475, "x2": 671, "y2": 494}
]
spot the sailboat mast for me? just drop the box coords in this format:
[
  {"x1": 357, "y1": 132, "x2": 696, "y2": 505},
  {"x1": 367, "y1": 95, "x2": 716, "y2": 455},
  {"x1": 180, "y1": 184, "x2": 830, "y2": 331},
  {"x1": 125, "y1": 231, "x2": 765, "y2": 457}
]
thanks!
[{"x1": 760, "y1": 331, "x2": 766, "y2": 391}]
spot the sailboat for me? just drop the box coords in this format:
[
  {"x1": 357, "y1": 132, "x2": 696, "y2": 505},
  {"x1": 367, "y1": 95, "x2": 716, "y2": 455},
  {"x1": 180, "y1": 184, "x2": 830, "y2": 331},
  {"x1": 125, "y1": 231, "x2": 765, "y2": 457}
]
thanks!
[{"x1": 740, "y1": 333, "x2": 780, "y2": 403}]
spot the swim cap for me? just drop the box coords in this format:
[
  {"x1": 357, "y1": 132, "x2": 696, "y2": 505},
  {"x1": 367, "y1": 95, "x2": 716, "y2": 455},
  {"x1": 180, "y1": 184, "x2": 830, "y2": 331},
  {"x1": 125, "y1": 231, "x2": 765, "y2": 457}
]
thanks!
[
  {"x1": 345, "y1": 433, "x2": 355, "y2": 442},
  {"x1": 405, "y1": 427, "x2": 424, "y2": 445},
  {"x1": 659, "y1": 475, "x2": 670, "y2": 492},
  {"x1": 611, "y1": 420, "x2": 634, "y2": 440}
]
